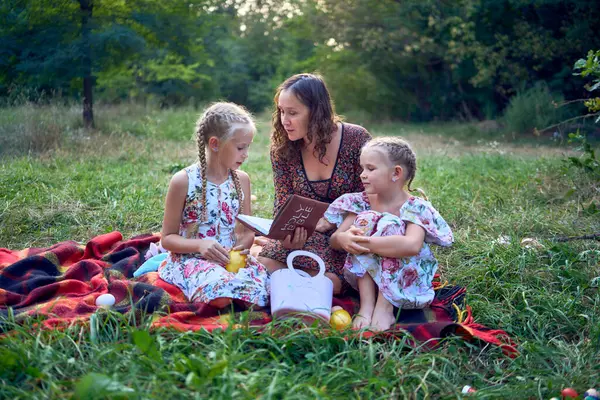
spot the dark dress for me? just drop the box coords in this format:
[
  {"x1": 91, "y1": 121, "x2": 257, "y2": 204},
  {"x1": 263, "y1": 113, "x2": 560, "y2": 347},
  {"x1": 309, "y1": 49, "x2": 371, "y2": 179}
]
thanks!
[{"x1": 259, "y1": 123, "x2": 371, "y2": 286}]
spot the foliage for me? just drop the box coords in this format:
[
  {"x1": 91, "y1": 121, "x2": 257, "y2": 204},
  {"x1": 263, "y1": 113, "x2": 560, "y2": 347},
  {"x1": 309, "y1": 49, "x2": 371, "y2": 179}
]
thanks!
[
  {"x1": 573, "y1": 49, "x2": 600, "y2": 121},
  {"x1": 564, "y1": 50, "x2": 600, "y2": 188},
  {"x1": 567, "y1": 132, "x2": 600, "y2": 180},
  {"x1": 1, "y1": 0, "x2": 600, "y2": 127},
  {"x1": 502, "y1": 83, "x2": 566, "y2": 135}
]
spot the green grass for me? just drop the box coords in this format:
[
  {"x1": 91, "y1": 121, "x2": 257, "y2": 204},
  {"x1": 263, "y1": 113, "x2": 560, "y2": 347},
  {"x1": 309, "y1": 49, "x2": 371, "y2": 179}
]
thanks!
[{"x1": 1, "y1": 104, "x2": 599, "y2": 399}]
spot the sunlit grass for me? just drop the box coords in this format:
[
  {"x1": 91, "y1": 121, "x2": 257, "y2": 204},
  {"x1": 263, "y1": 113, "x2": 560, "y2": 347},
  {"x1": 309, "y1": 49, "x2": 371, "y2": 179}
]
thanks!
[{"x1": 0, "y1": 104, "x2": 599, "y2": 398}]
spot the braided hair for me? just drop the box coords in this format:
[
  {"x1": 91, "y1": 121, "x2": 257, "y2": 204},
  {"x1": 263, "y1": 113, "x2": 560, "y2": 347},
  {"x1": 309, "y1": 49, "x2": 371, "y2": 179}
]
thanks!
[
  {"x1": 362, "y1": 137, "x2": 427, "y2": 199},
  {"x1": 195, "y1": 102, "x2": 255, "y2": 221}
]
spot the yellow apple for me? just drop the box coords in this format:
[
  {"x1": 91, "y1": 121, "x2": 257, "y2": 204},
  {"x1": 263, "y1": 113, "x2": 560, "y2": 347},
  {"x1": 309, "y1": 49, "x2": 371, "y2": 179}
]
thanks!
[
  {"x1": 225, "y1": 250, "x2": 247, "y2": 273},
  {"x1": 330, "y1": 308, "x2": 352, "y2": 330}
]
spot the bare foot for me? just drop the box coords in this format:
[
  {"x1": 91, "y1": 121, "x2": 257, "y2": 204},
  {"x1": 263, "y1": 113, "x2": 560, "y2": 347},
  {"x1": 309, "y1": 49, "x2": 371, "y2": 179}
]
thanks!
[
  {"x1": 371, "y1": 298, "x2": 396, "y2": 332},
  {"x1": 352, "y1": 307, "x2": 373, "y2": 329}
]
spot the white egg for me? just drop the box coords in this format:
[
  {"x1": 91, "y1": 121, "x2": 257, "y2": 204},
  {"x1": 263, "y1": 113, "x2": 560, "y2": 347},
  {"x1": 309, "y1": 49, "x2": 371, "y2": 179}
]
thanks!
[{"x1": 95, "y1": 293, "x2": 116, "y2": 307}]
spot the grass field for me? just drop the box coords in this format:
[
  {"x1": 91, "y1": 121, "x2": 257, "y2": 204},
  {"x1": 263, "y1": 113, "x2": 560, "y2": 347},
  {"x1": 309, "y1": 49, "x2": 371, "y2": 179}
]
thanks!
[{"x1": 1, "y1": 104, "x2": 599, "y2": 399}]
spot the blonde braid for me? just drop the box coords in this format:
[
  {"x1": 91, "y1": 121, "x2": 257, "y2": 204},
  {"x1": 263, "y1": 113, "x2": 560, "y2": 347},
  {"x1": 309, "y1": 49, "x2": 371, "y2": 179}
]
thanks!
[
  {"x1": 196, "y1": 118, "x2": 210, "y2": 222},
  {"x1": 230, "y1": 169, "x2": 244, "y2": 215}
]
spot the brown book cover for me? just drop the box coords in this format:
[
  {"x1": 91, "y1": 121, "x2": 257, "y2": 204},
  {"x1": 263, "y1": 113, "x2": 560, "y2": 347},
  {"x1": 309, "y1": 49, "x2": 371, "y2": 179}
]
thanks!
[{"x1": 236, "y1": 194, "x2": 330, "y2": 240}]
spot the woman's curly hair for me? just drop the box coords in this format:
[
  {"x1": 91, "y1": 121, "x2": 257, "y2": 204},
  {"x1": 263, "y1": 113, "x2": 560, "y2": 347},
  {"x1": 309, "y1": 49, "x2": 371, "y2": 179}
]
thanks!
[{"x1": 270, "y1": 73, "x2": 341, "y2": 163}]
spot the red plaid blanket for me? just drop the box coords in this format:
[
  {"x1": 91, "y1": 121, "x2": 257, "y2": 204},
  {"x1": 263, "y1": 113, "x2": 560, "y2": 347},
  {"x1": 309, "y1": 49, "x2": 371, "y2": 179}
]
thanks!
[{"x1": 0, "y1": 232, "x2": 516, "y2": 356}]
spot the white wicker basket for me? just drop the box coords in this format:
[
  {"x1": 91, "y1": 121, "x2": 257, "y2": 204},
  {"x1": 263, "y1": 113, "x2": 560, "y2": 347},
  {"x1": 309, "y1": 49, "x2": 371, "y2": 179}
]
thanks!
[{"x1": 270, "y1": 250, "x2": 333, "y2": 322}]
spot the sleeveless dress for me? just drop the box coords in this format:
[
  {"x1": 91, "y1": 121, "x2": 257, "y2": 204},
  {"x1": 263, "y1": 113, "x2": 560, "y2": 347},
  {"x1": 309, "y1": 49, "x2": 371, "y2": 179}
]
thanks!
[
  {"x1": 158, "y1": 164, "x2": 269, "y2": 306},
  {"x1": 258, "y1": 123, "x2": 371, "y2": 286},
  {"x1": 324, "y1": 192, "x2": 454, "y2": 309}
]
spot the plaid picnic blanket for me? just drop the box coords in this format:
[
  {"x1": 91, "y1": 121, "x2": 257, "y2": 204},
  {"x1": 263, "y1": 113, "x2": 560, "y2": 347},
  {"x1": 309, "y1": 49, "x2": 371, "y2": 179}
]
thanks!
[{"x1": 0, "y1": 232, "x2": 517, "y2": 356}]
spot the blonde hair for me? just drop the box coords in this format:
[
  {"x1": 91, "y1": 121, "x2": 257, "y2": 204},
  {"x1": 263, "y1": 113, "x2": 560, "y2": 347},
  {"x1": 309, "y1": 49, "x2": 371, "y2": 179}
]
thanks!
[
  {"x1": 362, "y1": 137, "x2": 427, "y2": 199},
  {"x1": 195, "y1": 102, "x2": 255, "y2": 221}
]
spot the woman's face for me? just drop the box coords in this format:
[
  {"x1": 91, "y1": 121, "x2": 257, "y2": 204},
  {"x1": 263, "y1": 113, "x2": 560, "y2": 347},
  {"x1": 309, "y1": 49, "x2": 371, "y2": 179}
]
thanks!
[{"x1": 277, "y1": 89, "x2": 310, "y2": 142}]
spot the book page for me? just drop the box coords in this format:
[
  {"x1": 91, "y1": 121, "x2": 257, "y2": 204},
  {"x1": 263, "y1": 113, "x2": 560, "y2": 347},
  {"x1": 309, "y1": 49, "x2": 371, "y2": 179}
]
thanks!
[{"x1": 236, "y1": 215, "x2": 273, "y2": 235}]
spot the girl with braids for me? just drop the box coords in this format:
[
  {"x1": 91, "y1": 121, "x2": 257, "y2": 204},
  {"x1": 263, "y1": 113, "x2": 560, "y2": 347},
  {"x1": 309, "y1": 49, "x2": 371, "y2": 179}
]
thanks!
[
  {"x1": 258, "y1": 73, "x2": 371, "y2": 294},
  {"x1": 324, "y1": 137, "x2": 454, "y2": 331},
  {"x1": 158, "y1": 102, "x2": 269, "y2": 308}
]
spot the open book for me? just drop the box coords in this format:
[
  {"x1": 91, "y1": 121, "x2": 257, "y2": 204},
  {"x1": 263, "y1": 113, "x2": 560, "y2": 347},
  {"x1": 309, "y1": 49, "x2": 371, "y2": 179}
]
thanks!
[{"x1": 236, "y1": 195, "x2": 330, "y2": 240}]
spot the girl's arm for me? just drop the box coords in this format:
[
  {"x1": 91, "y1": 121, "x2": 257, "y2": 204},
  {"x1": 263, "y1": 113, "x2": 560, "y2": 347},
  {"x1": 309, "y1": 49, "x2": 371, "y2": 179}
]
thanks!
[
  {"x1": 233, "y1": 170, "x2": 254, "y2": 251},
  {"x1": 330, "y1": 213, "x2": 370, "y2": 254},
  {"x1": 360, "y1": 223, "x2": 425, "y2": 258},
  {"x1": 160, "y1": 170, "x2": 230, "y2": 265}
]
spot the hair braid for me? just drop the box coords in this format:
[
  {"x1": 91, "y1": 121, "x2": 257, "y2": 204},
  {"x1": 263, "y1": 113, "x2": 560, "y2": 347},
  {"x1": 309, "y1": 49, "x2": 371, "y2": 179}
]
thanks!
[
  {"x1": 230, "y1": 169, "x2": 244, "y2": 215},
  {"x1": 196, "y1": 118, "x2": 210, "y2": 222}
]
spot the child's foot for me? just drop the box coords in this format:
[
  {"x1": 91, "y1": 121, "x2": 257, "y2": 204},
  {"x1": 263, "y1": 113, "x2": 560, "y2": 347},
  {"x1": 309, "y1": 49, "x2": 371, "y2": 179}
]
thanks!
[
  {"x1": 371, "y1": 301, "x2": 396, "y2": 332},
  {"x1": 352, "y1": 307, "x2": 373, "y2": 329}
]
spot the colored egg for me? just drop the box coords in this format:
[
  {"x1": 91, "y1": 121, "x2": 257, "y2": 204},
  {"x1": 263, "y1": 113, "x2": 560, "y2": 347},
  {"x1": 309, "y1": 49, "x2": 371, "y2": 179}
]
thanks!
[
  {"x1": 330, "y1": 309, "x2": 352, "y2": 330},
  {"x1": 95, "y1": 293, "x2": 116, "y2": 307},
  {"x1": 549, "y1": 397, "x2": 560, "y2": 400},
  {"x1": 461, "y1": 385, "x2": 476, "y2": 394},
  {"x1": 561, "y1": 388, "x2": 578, "y2": 398},
  {"x1": 584, "y1": 396, "x2": 599, "y2": 400},
  {"x1": 585, "y1": 389, "x2": 599, "y2": 398}
]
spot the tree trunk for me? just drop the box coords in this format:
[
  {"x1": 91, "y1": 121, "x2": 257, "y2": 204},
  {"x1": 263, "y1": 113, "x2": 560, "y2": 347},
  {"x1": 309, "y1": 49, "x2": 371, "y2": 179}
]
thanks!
[{"x1": 80, "y1": 0, "x2": 94, "y2": 129}]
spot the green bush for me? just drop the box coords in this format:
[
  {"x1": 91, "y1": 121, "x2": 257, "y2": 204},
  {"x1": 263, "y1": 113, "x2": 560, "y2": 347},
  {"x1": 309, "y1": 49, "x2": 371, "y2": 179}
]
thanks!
[{"x1": 503, "y1": 83, "x2": 566, "y2": 135}]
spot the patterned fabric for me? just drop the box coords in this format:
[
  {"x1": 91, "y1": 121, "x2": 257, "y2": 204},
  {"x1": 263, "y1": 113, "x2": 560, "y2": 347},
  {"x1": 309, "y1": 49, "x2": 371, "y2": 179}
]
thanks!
[
  {"x1": 158, "y1": 164, "x2": 269, "y2": 306},
  {"x1": 0, "y1": 232, "x2": 517, "y2": 357},
  {"x1": 324, "y1": 193, "x2": 454, "y2": 309},
  {"x1": 259, "y1": 123, "x2": 371, "y2": 277}
]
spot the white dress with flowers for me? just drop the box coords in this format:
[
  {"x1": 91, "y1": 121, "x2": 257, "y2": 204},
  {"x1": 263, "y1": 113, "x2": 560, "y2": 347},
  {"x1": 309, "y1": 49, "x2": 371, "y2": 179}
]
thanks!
[
  {"x1": 324, "y1": 192, "x2": 453, "y2": 309},
  {"x1": 158, "y1": 164, "x2": 269, "y2": 306}
]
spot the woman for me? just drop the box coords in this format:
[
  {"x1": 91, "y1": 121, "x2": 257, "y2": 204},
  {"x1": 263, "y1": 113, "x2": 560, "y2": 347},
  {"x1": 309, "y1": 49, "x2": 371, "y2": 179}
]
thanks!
[{"x1": 258, "y1": 73, "x2": 371, "y2": 294}]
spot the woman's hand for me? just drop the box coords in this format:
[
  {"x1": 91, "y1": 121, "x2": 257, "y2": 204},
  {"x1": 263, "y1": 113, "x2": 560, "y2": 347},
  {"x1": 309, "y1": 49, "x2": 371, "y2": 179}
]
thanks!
[
  {"x1": 316, "y1": 218, "x2": 335, "y2": 233},
  {"x1": 281, "y1": 227, "x2": 308, "y2": 249},
  {"x1": 337, "y1": 226, "x2": 370, "y2": 255},
  {"x1": 198, "y1": 240, "x2": 230, "y2": 265}
]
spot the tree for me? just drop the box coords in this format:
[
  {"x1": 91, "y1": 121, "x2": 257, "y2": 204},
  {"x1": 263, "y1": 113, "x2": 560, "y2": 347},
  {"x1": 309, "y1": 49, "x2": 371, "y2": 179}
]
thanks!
[{"x1": 0, "y1": 0, "x2": 216, "y2": 125}]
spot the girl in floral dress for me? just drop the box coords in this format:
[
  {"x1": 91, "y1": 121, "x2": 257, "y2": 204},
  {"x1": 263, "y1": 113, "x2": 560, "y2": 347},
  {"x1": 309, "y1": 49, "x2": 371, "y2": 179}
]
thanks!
[
  {"x1": 326, "y1": 137, "x2": 453, "y2": 331},
  {"x1": 158, "y1": 103, "x2": 269, "y2": 308}
]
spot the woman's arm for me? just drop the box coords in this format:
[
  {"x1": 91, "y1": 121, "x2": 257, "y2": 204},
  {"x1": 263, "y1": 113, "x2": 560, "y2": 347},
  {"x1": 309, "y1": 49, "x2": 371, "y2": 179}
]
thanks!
[
  {"x1": 234, "y1": 170, "x2": 255, "y2": 250},
  {"x1": 271, "y1": 149, "x2": 293, "y2": 216},
  {"x1": 270, "y1": 149, "x2": 308, "y2": 249},
  {"x1": 160, "y1": 171, "x2": 229, "y2": 265},
  {"x1": 361, "y1": 223, "x2": 425, "y2": 258}
]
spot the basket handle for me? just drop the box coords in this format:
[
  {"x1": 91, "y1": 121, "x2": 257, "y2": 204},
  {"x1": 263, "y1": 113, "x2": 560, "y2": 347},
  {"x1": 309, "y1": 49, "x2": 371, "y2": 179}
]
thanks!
[{"x1": 286, "y1": 250, "x2": 326, "y2": 278}]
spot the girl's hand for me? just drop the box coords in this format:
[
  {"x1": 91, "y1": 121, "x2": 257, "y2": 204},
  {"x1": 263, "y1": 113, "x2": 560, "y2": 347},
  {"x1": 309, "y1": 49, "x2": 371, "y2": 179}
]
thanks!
[
  {"x1": 281, "y1": 227, "x2": 307, "y2": 249},
  {"x1": 198, "y1": 240, "x2": 230, "y2": 265},
  {"x1": 232, "y1": 244, "x2": 250, "y2": 256},
  {"x1": 316, "y1": 218, "x2": 335, "y2": 233},
  {"x1": 338, "y1": 226, "x2": 370, "y2": 255}
]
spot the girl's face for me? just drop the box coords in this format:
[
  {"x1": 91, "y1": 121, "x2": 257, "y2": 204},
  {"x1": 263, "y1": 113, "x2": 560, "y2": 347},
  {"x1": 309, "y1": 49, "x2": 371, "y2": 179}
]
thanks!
[
  {"x1": 277, "y1": 89, "x2": 310, "y2": 142},
  {"x1": 359, "y1": 148, "x2": 399, "y2": 194},
  {"x1": 217, "y1": 127, "x2": 254, "y2": 170}
]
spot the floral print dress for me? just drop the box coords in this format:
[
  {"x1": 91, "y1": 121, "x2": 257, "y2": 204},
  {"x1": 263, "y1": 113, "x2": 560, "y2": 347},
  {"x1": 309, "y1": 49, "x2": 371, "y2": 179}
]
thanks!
[
  {"x1": 158, "y1": 164, "x2": 269, "y2": 306},
  {"x1": 324, "y1": 192, "x2": 453, "y2": 309}
]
